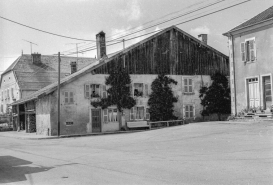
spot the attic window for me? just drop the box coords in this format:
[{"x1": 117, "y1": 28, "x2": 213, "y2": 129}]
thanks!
[{"x1": 70, "y1": 62, "x2": 77, "y2": 74}]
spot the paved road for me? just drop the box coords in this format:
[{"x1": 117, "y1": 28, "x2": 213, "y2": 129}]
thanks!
[{"x1": 0, "y1": 121, "x2": 272, "y2": 185}]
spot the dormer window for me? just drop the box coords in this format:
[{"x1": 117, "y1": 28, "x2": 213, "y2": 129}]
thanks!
[{"x1": 70, "y1": 62, "x2": 77, "y2": 74}]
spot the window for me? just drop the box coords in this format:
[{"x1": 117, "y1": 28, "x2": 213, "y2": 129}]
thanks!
[
  {"x1": 184, "y1": 78, "x2": 194, "y2": 93},
  {"x1": 130, "y1": 106, "x2": 150, "y2": 120},
  {"x1": 241, "y1": 38, "x2": 256, "y2": 62},
  {"x1": 64, "y1": 91, "x2": 74, "y2": 104},
  {"x1": 84, "y1": 84, "x2": 107, "y2": 98},
  {"x1": 132, "y1": 83, "x2": 149, "y2": 97},
  {"x1": 1, "y1": 105, "x2": 3, "y2": 112},
  {"x1": 102, "y1": 108, "x2": 118, "y2": 123},
  {"x1": 183, "y1": 104, "x2": 195, "y2": 119},
  {"x1": 1, "y1": 91, "x2": 3, "y2": 101},
  {"x1": 70, "y1": 62, "x2": 77, "y2": 74}
]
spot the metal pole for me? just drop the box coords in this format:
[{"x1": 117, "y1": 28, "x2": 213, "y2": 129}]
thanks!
[
  {"x1": 57, "y1": 52, "x2": 61, "y2": 136},
  {"x1": 123, "y1": 39, "x2": 125, "y2": 68},
  {"x1": 76, "y1": 43, "x2": 78, "y2": 62},
  {"x1": 30, "y1": 43, "x2": 32, "y2": 54}
]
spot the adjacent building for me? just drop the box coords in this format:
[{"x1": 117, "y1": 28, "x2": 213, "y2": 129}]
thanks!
[
  {"x1": 223, "y1": 6, "x2": 273, "y2": 115},
  {"x1": 11, "y1": 26, "x2": 229, "y2": 135},
  {"x1": 0, "y1": 54, "x2": 96, "y2": 115}
]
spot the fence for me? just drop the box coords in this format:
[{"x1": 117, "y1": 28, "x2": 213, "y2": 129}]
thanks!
[{"x1": 149, "y1": 120, "x2": 184, "y2": 129}]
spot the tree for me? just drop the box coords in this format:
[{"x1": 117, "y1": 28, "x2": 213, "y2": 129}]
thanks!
[
  {"x1": 91, "y1": 67, "x2": 136, "y2": 112},
  {"x1": 199, "y1": 72, "x2": 231, "y2": 121},
  {"x1": 148, "y1": 74, "x2": 178, "y2": 121}
]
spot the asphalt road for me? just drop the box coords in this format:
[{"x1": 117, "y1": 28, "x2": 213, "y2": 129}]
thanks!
[{"x1": 0, "y1": 121, "x2": 272, "y2": 185}]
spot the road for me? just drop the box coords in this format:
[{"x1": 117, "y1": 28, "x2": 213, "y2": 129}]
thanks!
[{"x1": 0, "y1": 121, "x2": 273, "y2": 185}]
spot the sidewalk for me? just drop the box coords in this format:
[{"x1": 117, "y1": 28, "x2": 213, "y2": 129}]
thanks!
[{"x1": 0, "y1": 129, "x2": 145, "y2": 140}]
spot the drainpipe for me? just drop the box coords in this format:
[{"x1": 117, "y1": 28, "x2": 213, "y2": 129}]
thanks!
[{"x1": 230, "y1": 35, "x2": 237, "y2": 115}]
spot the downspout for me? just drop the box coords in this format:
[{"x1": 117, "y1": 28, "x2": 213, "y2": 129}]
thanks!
[{"x1": 231, "y1": 35, "x2": 237, "y2": 115}]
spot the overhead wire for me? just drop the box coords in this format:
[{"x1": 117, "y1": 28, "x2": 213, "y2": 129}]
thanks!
[
  {"x1": 0, "y1": 16, "x2": 96, "y2": 42},
  {"x1": 65, "y1": 0, "x2": 250, "y2": 55}
]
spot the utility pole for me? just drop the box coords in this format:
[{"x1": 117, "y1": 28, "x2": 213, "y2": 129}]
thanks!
[
  {"x1": 57, "y1": 52, "x2": 61, "y2": 137},
  {"x1": 123, "y1": 39, "x2": 125, "y2": 68},
  {"x1": 22, "y1": 39, "x2": 38, "y2": 54}
]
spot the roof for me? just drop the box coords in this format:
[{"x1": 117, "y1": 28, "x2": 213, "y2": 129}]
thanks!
[
  {"x1": 11, "y1": 25, "x2": 227, "y2": 105},
  {"x1": 223, "y1": 6, "x2": 273, "y2": 35},
  {"x1": 1, "y1": 54, "x2": 96, "y2": 90}
]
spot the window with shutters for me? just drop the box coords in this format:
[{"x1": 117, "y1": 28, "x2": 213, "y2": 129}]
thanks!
[
  {"x1": 132, "y1": 83, "x2": 149, "y2": 97},
  {"x1": 64, "y1": 91, "x2": 74, "y2": 104},
  {"x1": 84, "y1": 84, "x2": 107, "y2": 99},
  {"x1": 103, "y1": 108, "x2": 118, "y2": 123},
  {"x1": 130, "y1": 106, "x2": 149, "y2": 120},
  {"x1": 183, "y1": 104, "x2": 195, "y2": 119},
  {"x1": 241, "y1": 38, "x2": 256, "y2": 62},
  {"x1": 183, "y1": 78, "x2": 194, "y2": 94}
]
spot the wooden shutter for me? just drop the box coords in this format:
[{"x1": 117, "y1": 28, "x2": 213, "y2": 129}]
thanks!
[
  {"x1": 64, "y1": 92, "x2": 69, "y2": 103},
  {"x1": 130, "y1": 107, "x2": 135, "y2": 120},
  {"x1": 102, "y1": 85, "x2": 107, "y2": 98},
  {"x1": 189, "y1": 79, "x2": 193, "y2": 93},
  {"x1": 11, "y1": 88, "x2": 14, "y2": 98},
  {"x1": 245, "y1": 41, "x2": 250, "y2": 62},
  {"x1": 183, "y1": 105, "x2": 186, "y2": 119},
  {"x1": 184, "y1": 79, "x2": 188, "y2": 93},
  {"x1": 69, "y1": 92, "x2": 74, "y2": 103},
  {"x1": 145, "y1": 108, "x2": 150, "y2": 120},
  {"x1": 240, "y1": 42, "x2": 246, "y2": 61},
  {"x1": 130, "y1": 84, "x2": 133, "y2": 96},
  {"x1": 193, "y1": 104, "x2": 196, "y2": 119},
  {"x1": 144, "y1": 84, "x2": 149, "y2": 97},
  {"x1": 103, "y1": 109, "x2": 108, "y2": 123},
  {"x1": 85, "y1": 84, "x2": 90, "y2": 98},
  {"x1": 249, "y1": 40, "x2": 256, "y2": 61}
]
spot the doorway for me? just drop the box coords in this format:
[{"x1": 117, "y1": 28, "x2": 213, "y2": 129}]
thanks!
[
  {"x1": 92, "y1": 109, "x2": 101, "y2": 132},
  {"x1": 262, "y1": 76, "x2": 272, "y2": 110},
  {"x1": 247, "y1": 78, "x2": 260, "y2": 108}
]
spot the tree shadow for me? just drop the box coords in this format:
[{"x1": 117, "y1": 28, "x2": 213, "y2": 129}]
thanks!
[{"x1": 0, "y1": 155, "x2": 53, "y2": 184}]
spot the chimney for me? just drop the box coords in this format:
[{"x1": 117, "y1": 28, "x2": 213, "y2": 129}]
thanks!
[
  {"x1": 70, "y1": 61, "x2": 77, "y2": 74},
  {"x1": 198, "y1": 34, "x2": 208, "y2": 45},
  {"x1": 96, "y1": 31, "x2": 106, "y2": 60},
  {"x1": 31, "y1": 53, "x2": 41, "y2": 64}
]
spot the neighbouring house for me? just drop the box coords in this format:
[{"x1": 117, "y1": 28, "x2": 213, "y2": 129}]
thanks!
[
  {"x1": 223, "y1": 6, "x2": 273, "y2": 115},
  {"x1": 11, "y1": 26, "x2": 229, "y2": 135},
  {"x1": 0, "y1": 54, "x2": 96, "y2": 129}
]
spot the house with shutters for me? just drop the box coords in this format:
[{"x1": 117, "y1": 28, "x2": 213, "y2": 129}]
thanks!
[
  {"x1": 223, "y1": 6, "x2": 273, "y2": 115},
  {"x1": 0, "y1": 54, "x2": 95, "y2": 129},
  {"x1": 11, "y1": 26, "x2": 229, "y2": 135}
]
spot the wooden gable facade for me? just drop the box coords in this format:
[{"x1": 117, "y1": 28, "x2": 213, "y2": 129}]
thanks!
[{"x1": 95, "y1": 26, "x2": 229, "y2": 76}]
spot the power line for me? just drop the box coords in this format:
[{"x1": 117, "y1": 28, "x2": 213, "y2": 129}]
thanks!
[
  {"x1": 0, "y1": 16, "x2": 96, "y2": 42},
  {"x1": 65, "y1": 0, "x2": 250, "y2": 55},
  {"x1": 62, "y1": 0, "x2": 226, "y2": 53}
]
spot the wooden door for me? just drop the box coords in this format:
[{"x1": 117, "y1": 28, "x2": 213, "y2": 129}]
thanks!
[
  {"x1": 92, "y1": 109, "x2": 101, "y2": 132},
  {"x1": 263, "y1": 76, "x2": 272, "y2": 109},
  {"x1": 248, "y1": 78, "x2": 259, "y2": 108}
]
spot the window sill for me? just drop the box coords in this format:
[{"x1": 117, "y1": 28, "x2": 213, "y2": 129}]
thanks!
[{"x1": 183, "y1": 93, "x2": 195, "y2": 95}]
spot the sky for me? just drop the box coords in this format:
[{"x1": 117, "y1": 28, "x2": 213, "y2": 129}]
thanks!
[{"x1": 1, "y1": 0, "x2": 273, "y2": 74}]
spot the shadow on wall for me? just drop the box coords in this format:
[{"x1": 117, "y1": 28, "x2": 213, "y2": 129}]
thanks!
[{"x1": 0, "y1": 155, "x2": 53, "y2": 184}]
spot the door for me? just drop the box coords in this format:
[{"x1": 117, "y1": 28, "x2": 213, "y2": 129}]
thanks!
[
  {"x1": 92, "y1": 109, "x2": 101, "y2": 132},
  {"x1": 247, "y1": 78, "x2": 260, "y2": 108},
  {"x1": 263, "y1": 76, "x2": 272, "y2": 109}
]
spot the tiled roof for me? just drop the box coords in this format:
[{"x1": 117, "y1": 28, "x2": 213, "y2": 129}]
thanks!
[
  {"x1": 1, "y1": 54, "x2": 96, "y2": 90},
  {"x1": 14, "y1": 71, "x2": 67, "y2": 90},
  {"x1": 11, "y1": 25, "x2": 228, "y2": 105},
  {"x1": 224, "y1": 6, "x2": 273, "y2": 35}
]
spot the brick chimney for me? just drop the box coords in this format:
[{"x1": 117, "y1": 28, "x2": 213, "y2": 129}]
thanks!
[
  {"x1": 31, "y1": 53, "x2": 41, "y2": 64},
  {"x1": 96, "y1": 31, "x2": 106, "y2": 60},
  {"x1": 70, "y1": 61, "x2": 77, "y2": 74},
  {"x1": 198, "y1": 34, "x2": 208, "y2": 45}
]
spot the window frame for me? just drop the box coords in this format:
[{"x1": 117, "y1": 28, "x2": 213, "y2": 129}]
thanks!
[
  {"x1": 130, "y1": 106, "x2": 149, "y2": 121},
  {"x1": 242, "y1": 37, "x2": 256, "y2": 63},
  {"x1": 64, "y1": 91, "x2": 74, "y2": 104},
  {"x1": 183, "y1": 77, "x2": 194, "y2": 94},
  {"x1": 103, "y1": 108, "x2": 118, "y2": 123},
  {"x1": 132, "y1": 83, "x2": 149, "y2": 97},
  {"x1": 183, "y1": 104, "x2": 195, "y2": 119}
]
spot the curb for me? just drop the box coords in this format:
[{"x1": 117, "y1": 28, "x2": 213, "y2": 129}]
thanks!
[{"x1": 0, "y1": 130, "x2": 146, "y2": 140}]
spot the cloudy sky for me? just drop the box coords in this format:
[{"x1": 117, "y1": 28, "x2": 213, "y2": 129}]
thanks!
[{"x1": 0, "y1": 0, "x2": 272, "y2": 73}]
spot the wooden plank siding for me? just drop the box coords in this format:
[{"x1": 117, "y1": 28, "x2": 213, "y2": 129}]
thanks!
[{"x1": 95, "y1": 28, "x2": 229, "y2": 76}]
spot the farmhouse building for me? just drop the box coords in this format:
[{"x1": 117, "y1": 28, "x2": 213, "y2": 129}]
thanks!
[{"x1": 11, "y1": 26, "x2": 229, "y2": 135}]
